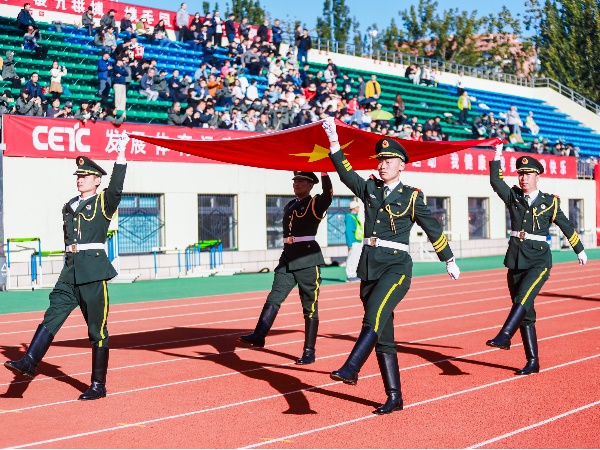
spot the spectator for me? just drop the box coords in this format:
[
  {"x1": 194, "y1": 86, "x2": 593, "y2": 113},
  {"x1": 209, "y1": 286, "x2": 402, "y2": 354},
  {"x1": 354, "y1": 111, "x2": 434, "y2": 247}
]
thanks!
[
  {"x1": 46, "y1": 97, "x2": 66, "y2": 118},
  {"x1": 203, "y1": 12, "x2": 215, "y2": 41},
  {"x1": 14, "y1": 87, "x2": 42, "y2": 116},
  {"x1": 297, "y1": 29, "x2": 311, "y2": 66},
  {"x1": 225, "y1": 13, "x2": 236, "y2": 44},
  {"x1": 23, "y1": 25, "x2": 47, "y2": 59},
  {"x1": 525, "y1": 110, "x2": 540, "y2": 135},
  {"x1": 457, "y1": 90, "x2": 471, "y2": 125},
  {"x1": 100, "y1": 9, "x2": 117, "y2": 34},
  {"x1": 323, "y1": 64, "x2": 336, "y2": 84},
  {"x1": 272, "y1": 19, "x2": 283, "y2": 56},
  {"x1": 212, "y1": 10, "x2": 223, "y2": 46},
  {"x1": 399, "y1": 123, "x2": 413, "y2": 139},
  {"x1": 16, "y1": 3, "x2": 37, "y2": 34},
  {"x1": 93, "y1": 27, "x2": 105, "y2": 48},
  {"x1": 48, "y1": 61, "x2": 67, "y2": 101},
  {"x1": 392, "y1": 94, "x2": 405, "y2": 129},
  {"x1": 456, "y1": 70, "x2": 465, "y2": 96},
  {"x1": 206, "y1": 74, "x2": 222, "y2": 98},
  {"x1": 340, "y1": 73, "x2": 353, "y2": 99},
  {"x1": 183, "y1": 23, "x2": 202, "y2": 51},
  {"x1": 471, "y1": 112, "x2": 489, "y2": 138},
  {"x1": 135, "y1": 17, "x2": 152, "y2": 44},
  {"x1": 190, "y1": 12, "x2": 202, "y2": 30},
  {"x1": 257, "y1": 19, "x2": 269, "y2": 42},
  {"x1": 294, "y1": 25, "x2": 303, "y2": 48},
  {"x1": 153, "y1": 19, "x2": 171, "y2": 47},
  {"x1": 238, "y1": 17, "x2": 250, "y2": 41},
  {"x1": 103, "y1": 106, "x2": 126, "y2": 125},
  {"x1": 112, "y1": 58, "x2": 128, "y2": 111},
  {"x1": 364, "y1": 74, "x2": 381, "y2": 100},
  {"x1": 421, "y1": 65, "x2": 431, "y2": 86},
  {"x1": 81, "y1": 6, "x2": 95, "y2": 37},
  {"x1": 24, "y1": 72, "x2": 47, "y2": 105},
  {"x1": 433, "y1": 116, "x2": 447, "y2": 140},
  {"x1": 102, "y1": 26, "x2": 117, "y2": 54},
  {"x1": 505, "y1": 105, "x2": 522, "y2": 135},
  {"x1": 120, "y1": 12, "x2": 135, "y2": 39},
  {"x1": 198, "y1": 24, "x2": 211, "y2": 47},
  {"x1": 0, "y1": 90, "x2": 15, "y2": 125},
  {"x1": 529, "y1": 138, "x2": 542, "y2": 154},
  {"x1": 405, "y1": 64, "x2": 416, "y2": 81},
  {"x1": 154, "y1": 69, "x2": 170, "y2": 100},
  {"x1": 168, "y1": 69, "x2": 187, "y2": 102},
  {"x1": 2, "y1": 50, "x2": 22, "y2": 88},
  {"x1": 356, "y1": 75, "x2": 365, "y2": 101},
  {"x1": 430, "y1": 68, "x2": 440, "y2": 87},
  {"x1": 97, "y1": 52, "x2": 112, "y2": 100},
  {"x1": 243, "y1": 46, "x2": 261, "y2": 75},
  {"x1": 74, "y1": 99, "x2": 93, "y2": 122},
  {"x1": 140, "y1": 68, "x2": 159, "y2": 101},
  {"x1": 61, "y1": 100, "x2": 74, "y2": 117},
  {"x1": 412, "y1": 64, "x2": 421, "y2": 85},
  {"x1": 245, "y1": 78, "x2": 259, "y2": 101}
]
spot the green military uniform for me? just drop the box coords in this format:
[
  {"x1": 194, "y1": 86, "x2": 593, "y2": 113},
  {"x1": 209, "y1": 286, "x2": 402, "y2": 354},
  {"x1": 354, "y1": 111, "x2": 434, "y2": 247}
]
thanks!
[
  {"x1": 240, "y1": 172, "x2": 333, "y2": 365},
  {"x1": 4, "y1": 154, "x2": 127, "y2": 400},
  {"x1": 487, "y1": 155, "x2": 584, "y2": 375}
]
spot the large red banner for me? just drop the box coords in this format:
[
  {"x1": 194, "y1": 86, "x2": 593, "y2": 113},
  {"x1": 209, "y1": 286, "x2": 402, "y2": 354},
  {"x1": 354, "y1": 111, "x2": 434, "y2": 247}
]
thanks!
[{"x1": 2, "y1": 115, "x2": 577, "y2": 178}]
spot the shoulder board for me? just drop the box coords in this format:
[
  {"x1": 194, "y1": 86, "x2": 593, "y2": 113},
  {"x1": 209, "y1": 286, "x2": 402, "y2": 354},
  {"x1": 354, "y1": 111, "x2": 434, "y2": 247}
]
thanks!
[
  {"x1": 404, "y1": 185, "x2": 421, "y2": 192},
  {"x1": 368, "y1": 174, "x2": 384, "y2": 187},
  {"x1": 553, "y1": 194, "x2": 559, "y2": 199}
]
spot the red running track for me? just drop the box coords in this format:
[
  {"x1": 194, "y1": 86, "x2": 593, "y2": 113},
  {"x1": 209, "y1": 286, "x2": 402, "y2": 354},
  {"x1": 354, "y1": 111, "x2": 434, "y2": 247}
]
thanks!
[{"x1": 0, "y1": 261, "x2": 599, "y2": 448}]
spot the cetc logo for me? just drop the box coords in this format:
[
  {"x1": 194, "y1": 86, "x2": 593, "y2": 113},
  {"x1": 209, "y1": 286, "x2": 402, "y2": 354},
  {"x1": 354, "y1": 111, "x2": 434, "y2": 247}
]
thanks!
[{"x1": 32, "y1": 123, "x2": 91, "y2": 152}]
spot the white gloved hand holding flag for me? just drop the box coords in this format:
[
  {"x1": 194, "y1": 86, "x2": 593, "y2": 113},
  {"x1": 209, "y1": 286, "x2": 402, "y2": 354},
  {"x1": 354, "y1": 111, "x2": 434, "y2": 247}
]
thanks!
[{"x1": 116, "y1": 132, "x2": 129, "y2": 164}]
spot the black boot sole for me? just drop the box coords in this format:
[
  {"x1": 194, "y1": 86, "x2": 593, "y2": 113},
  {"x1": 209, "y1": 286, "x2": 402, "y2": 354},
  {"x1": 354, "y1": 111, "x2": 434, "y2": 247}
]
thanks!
[
  {"x1": 78, "y1": 392, "x2": 107, "y2": 401},
  {"x1": 295, "y1": 358, "x2": 315, "y2": 365},
  {"x1": 373, "y1": 404, "x2": 404, "y2": 415},
  {"x1": 330, "y1": 372, "x2": 357, "y2": 385},
  {"x1": 4, "y1": 362, "x2": 35, "y2": 379},
  {"x1": 486, "y1": 340, "x2": 510, "y2": 350},
  {"x1": 238, "y1": 337, "x2": 265, "y2": 348}
]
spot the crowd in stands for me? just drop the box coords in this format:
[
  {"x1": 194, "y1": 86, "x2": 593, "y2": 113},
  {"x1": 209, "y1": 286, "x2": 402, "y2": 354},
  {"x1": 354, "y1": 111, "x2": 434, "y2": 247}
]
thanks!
[{"x1": 0, "y1": 2, "x2": 594, "y2": 164}]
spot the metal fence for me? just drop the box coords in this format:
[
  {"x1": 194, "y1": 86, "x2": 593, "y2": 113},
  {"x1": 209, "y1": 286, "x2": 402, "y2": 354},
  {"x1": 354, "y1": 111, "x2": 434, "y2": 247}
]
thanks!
[
  {"x1": 198, "y1": 194, "x2": 237, "y2": 250},
  {"x1": 118, "y1": 194, "x2": 164, "y2": 254},
  {"x1": 327, "y1": 196, "x2": 354, "y2": 246}
]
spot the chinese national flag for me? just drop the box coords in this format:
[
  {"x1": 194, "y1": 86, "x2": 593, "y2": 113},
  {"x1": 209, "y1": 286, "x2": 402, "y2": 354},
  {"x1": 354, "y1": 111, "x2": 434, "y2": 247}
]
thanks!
[{"x1": 133, "y1": 118, "x2": 501, "y2": 171}]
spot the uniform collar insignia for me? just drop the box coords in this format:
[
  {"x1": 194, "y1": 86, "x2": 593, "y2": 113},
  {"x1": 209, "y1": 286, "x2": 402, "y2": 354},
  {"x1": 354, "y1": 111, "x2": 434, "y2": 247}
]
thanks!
[
  {"x1": 541, "y1": 204, "x2": 546, "y2": 209},
  {"x1": 369, "y1": 194, "x2": 376, "y2": 198}
]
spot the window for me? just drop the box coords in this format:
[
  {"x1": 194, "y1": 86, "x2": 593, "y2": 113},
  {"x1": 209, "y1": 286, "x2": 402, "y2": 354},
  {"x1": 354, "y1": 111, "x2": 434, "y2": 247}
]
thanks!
[
  {"x1": 426, "y1": 197, "x2": 450, "y2": 232},
  {"x1": 118, "y1": 194, "x2": 164, "y2": 254},
  {"x1": 198, "y1": 194, "x2": 237, "y2": 250},
  {"x1": 468, "y1": 197, "x2": 489, "y2": 239},
  {"x1": 266, "y1": 195, "x2": 294, "y2": 249},
  {"x1": 568, "y1": 199, "x2": 584, "y2": 232},
  {"x1": 327, "y1": 196, "x2": 354, "y2": 246}
]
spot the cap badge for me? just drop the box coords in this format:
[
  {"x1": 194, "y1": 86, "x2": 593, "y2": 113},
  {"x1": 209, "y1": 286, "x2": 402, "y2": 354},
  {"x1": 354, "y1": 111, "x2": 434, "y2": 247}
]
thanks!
[
  {"x1": 382, "y1": 140, "x2": 389, "y2": 148},
  {"x1": 78, "y1": 157, "x2": 84, "y2": 166},
  {"x1": 522, "y1": 157, "x2": 528, "y2": 164}
]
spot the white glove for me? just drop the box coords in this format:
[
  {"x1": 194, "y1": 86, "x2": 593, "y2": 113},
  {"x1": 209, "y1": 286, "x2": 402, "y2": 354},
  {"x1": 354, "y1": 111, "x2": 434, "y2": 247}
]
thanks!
[
  {"x1": 446, "y1": 258, "x2": 460, "y2": 280},
  {"x1": 322, "y1": 117, "x2": 339, "y2": 144},
  {"x1": 116, "y1": 132, "x2": 129, "y2": 164},
  {"x1": 494, "y1": 143, "x2": 503, "y2": 161},
  {"x1": 577, "y1": 250, "x2": 587, "y2": 265}
]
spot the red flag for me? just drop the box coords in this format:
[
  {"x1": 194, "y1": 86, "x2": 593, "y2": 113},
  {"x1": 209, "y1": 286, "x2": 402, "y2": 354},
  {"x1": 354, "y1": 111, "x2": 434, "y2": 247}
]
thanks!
[{"x1": 132, "y1": 118, "x2": 502, "y2": 172}]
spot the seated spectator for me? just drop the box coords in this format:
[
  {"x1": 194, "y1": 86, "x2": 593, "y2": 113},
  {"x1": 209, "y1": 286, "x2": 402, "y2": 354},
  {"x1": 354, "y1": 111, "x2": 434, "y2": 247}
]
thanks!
[
  {"x1": 62, "y1": 100, "x2": 74, "y2": 117},
  {"x1": 135, "y1": 17, "x2": 152, "y2": 44},
  {"x1": 74, "y1": 99, "x2": 94, "y2": 123},
  {"x1": 102, "y1": 26, "x2": 117, "y2": 54},
  {"x1": 48, "y1": 61, "x2": 67, "y2": 101},
  {"x1": 154, "y1": 69, "x2": 170, "y2": 100},
  {"x1": 46, "y1": 97, "x2": 67, "y2": 118},
  {"x1": 153, "y1": 20, "x2": 171, "y2": 47},
  {"x1": 323, "y1": 64, "x2": 336, "y2": 84},
  {"x1": 471, "y1": 112, "x2": 489, "y2": 139},
  {"x1": 93, "y1": 27, "x2": 105, "y2": 48},
  {"x1": 405, "y1": 64, "x2": 416, "y2": 81},
  {"x1": 120, "y1": 12, "x2": 135, "y2": 39},
  {"x1": 103, "y1": 106, "x2": 126, "y2": 125},
  {"x1": 399, "y1": 124, "x2": 413, "y2": 139},
  {"x1": 168, "y1": 69, "x2": 187, "y2": 102},
  {"x1": 2, "y1": 50, "x2": 22, "y2": 88},
  {"x1": 525, "y1": 111, "x2": 540, "y2": 135},
  {"x1": 245, "y1": 79, "x2": 259, "y2": 101},
  {"x1": 100, "y1": 9, "x2": 117, "y2": 34},
  {"x1": 23, "y1": 25, "x2": 47, "y2": 60},
  {"x1": 243, "y1": 46, "x2": 261, "y2": 76},
  {"x1": 0, "y1": 90, "x2": 15, "y2": 124},
  {"x1": 14, "y1": 88, "x2": 42, "y2": 116},
  {"x1": 167, "y1": 101, "x2": 186, "y2": 125},
  {"x1": 140, "y1": 68, "x2": 159, "y2": 101},
  {"x1": 17, "y1": 3, "x2": 38, "y2": 34},
  {"x1": 183, "y1": 23, "x2": 202, "y2": 51},
  {"x1": 365, "y1": 74, "x2": 381, "y2": 100},
  {"x1": 81, "y1": 6, "x2": 95, "y2": 36},
  {"x1": 529, "y1": 138, "x2": 542, "y2": 154},
  {"x1": 206, "y1": 74, "x2": 222, "y2": 99},
  {"x1": 24, "y1": 72, "x2": 47, "y2": 106},
  {"x1": 421, "y1": 65, "x2": 431, "y2": 86},
  {"x1": 505, "y1": 105, "x2": 522, "y2": 135}
]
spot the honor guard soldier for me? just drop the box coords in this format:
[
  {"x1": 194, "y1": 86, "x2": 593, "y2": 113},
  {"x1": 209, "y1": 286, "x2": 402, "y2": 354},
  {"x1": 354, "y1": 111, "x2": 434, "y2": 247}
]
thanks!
[
  {"x1": 487, "y1": 145, "x2": 587, "y2": 374},
  {"x1": 240, "y1": 171, "x2": 333, "y2": 364},
  {"x1": 322, "y1": 117, "x2": 460, "y2": 414},
  {"x1": 4, "y1": 135, "x2": 129, "y2": 400}
]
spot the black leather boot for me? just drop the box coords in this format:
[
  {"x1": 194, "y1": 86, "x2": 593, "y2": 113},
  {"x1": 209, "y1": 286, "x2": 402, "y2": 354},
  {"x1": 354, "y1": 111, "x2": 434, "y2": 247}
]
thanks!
[
  {"x1": 330, "y1": 326, "x2": 378, "y2": 385},
  {"x1": 239, "y1": 303, "x2": 278, "y2": 348},
  {"x1": 4, "y1": 324, "x2": 54, "y2": 379},
  {"x1": 296, "y1": 318, "x2": 319, "y2": 365},
  {"x1": 79, "y1": 346, "x2": 109, "y2": 400},
  {"x1": 373, "y1": 352, "x2": 404, "y2": 415},
  {"x1": 515, "y1": 323, "x2": 539, "y2": 375},
  {"x1": 486, "y1": 303, "x2": 527, "y2": 350}
]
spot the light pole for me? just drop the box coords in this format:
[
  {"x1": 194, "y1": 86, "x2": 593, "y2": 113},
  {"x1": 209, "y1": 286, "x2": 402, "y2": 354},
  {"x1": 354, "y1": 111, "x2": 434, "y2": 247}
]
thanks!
[{"x1": 369, "y1": 29, "x2": 378, "y2": 58}]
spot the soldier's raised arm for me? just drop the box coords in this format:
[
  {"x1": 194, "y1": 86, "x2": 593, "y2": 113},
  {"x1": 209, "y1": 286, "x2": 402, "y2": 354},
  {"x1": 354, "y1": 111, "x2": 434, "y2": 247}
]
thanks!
[
  {"x1": 313, "y1": 172, "x2": 333, "y2": 217},
  {"x1": 489, "y1": 143, "x2": 511, "y2": 205},
  {"x1": 103, "y1": 133, "x2": 128, "y2": 217}
]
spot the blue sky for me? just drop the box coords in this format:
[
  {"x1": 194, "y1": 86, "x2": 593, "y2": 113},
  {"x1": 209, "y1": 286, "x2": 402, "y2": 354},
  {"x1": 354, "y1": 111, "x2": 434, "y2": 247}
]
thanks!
[{"x1": 128, "y1": 0, "x2": 530, "y2": 37}]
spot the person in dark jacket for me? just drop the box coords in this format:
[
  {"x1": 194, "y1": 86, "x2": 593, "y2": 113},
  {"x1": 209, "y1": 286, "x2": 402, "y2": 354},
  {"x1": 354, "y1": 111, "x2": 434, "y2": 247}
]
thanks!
[
  {"x1": 120, "y1": 12, "x2": 135, "y2": 39},
  {"x1": 271, "y1": 19, "x2": 283, "y2": 56},
  {"x1": 100, "y1": 9, "x2": 117, "y2": 33},
  {"x1": 257, "y1": 18, "x2": 269, "y2": 42},
  {"x1": 24, "y1": 72, "x2": 47, "y2": 105},
  {"x1": 16, "y1": 3, "x2": 37, "y2": 34},
  {"x1": 2, "y1": 50, "x2": 22, "y2": 88},
  {"x1": 225, "y1": 13, "x2": 236, "y2": 44},
  {"x1": 97, "y1": 52, "x2": 112, "y2": 99},
  {"x1": 297, "y1": 29, "x2": 311, "y2": 65},
  {"x1": 81, "y1": 6, "x2": 95, "y2": 36}
]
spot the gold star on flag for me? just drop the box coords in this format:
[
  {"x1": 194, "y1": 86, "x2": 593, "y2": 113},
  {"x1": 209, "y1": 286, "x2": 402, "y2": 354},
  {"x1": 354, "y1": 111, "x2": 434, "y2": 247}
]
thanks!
[{"x1": 290, "y1": 141, "x2": 354, "y2": 162}]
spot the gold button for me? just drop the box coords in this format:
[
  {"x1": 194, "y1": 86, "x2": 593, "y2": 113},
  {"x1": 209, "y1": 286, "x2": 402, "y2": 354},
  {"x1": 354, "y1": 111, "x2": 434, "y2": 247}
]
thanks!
[
  {"x1": 393, "y1": 250, "x2": 398, "y2": 254},
  {"x1": 307, "y1": 245, "x2": 311, "y2": 248},
  {"x1": 376, "y1": 220, "x2": 380, "y2": 223},
  {"x1": 96, "y1": 252, "x2": 100, "y2": 256},
  {"x1": 74, "y1": 239, "x2": 77, "y2": 242},
  {"x1": 526, "y1": 210, "x2": 530, "y2": 213},
  {"x1": 74, "y1": 228, "x2": 78, "y2": 232},
  {"x1": 523, "y1": 220, "x2": 527, "y2": 223},
  {"x1": 373, "y1": 231, "x2": 377, "y2": 235},
  {"x1": 379, "y1": 208, "x2": 383, "y2": 212}
]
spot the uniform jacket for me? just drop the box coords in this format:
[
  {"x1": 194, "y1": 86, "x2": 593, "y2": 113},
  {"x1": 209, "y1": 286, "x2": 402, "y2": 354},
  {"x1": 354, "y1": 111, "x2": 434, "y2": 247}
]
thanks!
[
  {"x1": 280, "y1": 175, "x2": 333, "y2": 271},
  {"x1": 331, "y1": 151, "x2": 453, "y2": 280},
  {"x1": 490, "y1": 160, "x2": 583, "y2": 269},
  {"x1": 59, "y1": 163, "x2": 126, "y2": 285}
]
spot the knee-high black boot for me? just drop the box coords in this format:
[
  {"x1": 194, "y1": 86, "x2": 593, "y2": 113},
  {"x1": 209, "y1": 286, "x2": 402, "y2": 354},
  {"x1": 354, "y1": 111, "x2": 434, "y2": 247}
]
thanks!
[
  {"x1": 330, "y1": 326, "x2": 378, "y2": 385},
  {"x1": 373, "y1": 352, "x2": 403, "y2": 415},
  {"x1": 296, "y1": 318, "x2": 319, "y2": 365},
  {"x1": 79, "y1": 346, "x2": 109, "y2": 400},
  {"x1": 486, "y1": 303, "x2": 527, "y2": 350},
  {"x1": 515, "y1": 323, "x2": 539, "y2": 375},
  {"x1": 4, "y1": 324, "x2": 54, "y2": 379},
  {"x1": 239, "y1": 303, "x2": 278, "y2": 348}
]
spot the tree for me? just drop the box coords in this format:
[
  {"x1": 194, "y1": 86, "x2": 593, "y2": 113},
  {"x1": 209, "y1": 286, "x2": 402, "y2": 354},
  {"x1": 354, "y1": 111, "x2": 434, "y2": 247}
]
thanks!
[
  {"x1": 315, "y1": 0, "x2": 333, "y2": 41},
  {"x1": 398, "y1": 0, "x2": 437, "y2": 54},
  {"x1": 351, "y1": 17, "x2": 362, "y2": 48},
  {"x1": 332, "y1": 0, "x2": 352, "y2": 44},
  {"x1": 230, "y1": 0, "x2": 267, "y2": 23},
  {"x1": 380, "y1": 18, "x2": 402, "y2": 52}
]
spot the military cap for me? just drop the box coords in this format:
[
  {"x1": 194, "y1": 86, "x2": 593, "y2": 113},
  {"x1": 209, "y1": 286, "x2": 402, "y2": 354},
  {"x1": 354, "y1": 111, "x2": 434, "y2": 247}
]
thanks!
[
  {"x1": 292, "y1": 171, "x2": 319, "y2": 184},
  {"x1": 74, "y1": 155, "x2": 107, "y2": 176},
  {"x1": 374, "y1": 138, "x2": 410, "y2": 162},
  {"x1": 516, "y1": 155, "x2": 544, "y2": 174}
]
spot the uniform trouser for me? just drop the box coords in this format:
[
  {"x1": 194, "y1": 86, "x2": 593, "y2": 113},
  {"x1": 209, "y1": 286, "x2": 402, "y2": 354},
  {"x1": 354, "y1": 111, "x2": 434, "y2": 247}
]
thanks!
[
  {"x1": 360, "y1": 271, "x2": 412, "y2": 354},
  {"x1": 41, "y1": 280, "x2": 110, "y2": 347},
  {"x1": 507, "y1": 267, "x2": 550, "y2": 325},
  {"x1": 265, "y1": 264, "x2": 322, "y2": 320},
  {"x1": 345, "y1": 242, "x2": 362, "y2": 279}
]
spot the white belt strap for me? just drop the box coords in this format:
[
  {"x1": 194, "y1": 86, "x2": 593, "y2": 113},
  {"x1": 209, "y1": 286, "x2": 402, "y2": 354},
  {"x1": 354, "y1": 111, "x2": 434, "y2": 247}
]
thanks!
[
  {"x1": 66, "y1": 243, "x2": 105, "y2": 253},
  {"x1": 284, "y1": 235, "x2": 316, "y2": 244},
  {"x1": 509, "y1": 231, "x2": 548, "y2": 242},
  {"x1": 363, "y1": 237, "x2": 409, "y2": 252}
]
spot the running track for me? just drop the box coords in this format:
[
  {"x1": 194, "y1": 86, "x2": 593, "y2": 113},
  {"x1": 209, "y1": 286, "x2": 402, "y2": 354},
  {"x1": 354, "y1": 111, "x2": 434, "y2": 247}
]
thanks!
[{"x1": 0, "y1": 261, "x2": 599, "y2": 448}]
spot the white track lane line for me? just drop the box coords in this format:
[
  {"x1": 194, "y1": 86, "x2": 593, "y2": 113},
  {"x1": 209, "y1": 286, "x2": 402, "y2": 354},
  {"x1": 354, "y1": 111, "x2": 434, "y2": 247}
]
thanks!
[
  {"x1": 466, "y1": 399, "x2": 600, "y2": 449},
  {"x1": 7, "y1": 353, "x2": 599, "y2": 450}
]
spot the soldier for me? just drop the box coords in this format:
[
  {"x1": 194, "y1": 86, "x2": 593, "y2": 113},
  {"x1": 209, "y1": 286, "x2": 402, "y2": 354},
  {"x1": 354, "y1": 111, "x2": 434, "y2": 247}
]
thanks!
[
  {"x1": 4, "y1": 137, "x2": 128, "y2": 400},
  {"x1": 321, "y1": 117, "x2": 460, "y2": 414},
  {"x1": 240, "y1": 171, "x2": 333, "y2": 365},
  {"x1": 486, "y1": 144, "x2": 587, "y2": 374}
]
